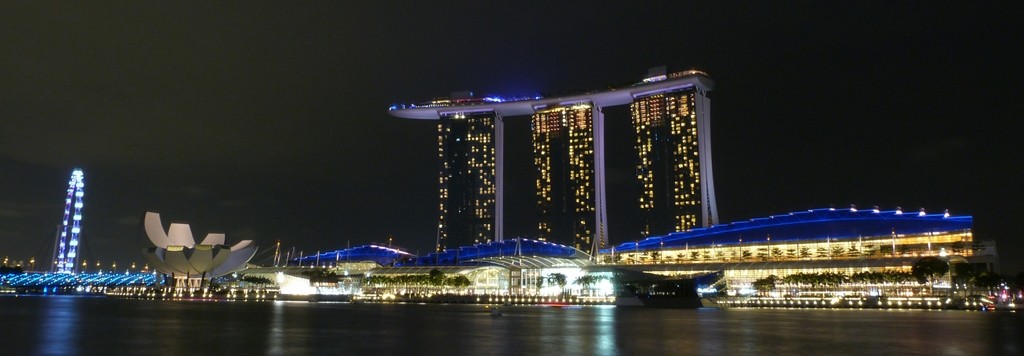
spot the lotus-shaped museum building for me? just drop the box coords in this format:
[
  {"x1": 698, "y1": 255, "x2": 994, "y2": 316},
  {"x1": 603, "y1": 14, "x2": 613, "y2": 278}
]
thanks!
[{"x1": 142, "y1": 212, "x2": 257, "y2": 278}]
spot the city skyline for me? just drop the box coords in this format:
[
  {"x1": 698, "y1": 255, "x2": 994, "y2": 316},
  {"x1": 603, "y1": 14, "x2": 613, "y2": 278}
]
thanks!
[{"x1": 0, "y1": 3, "x2": 1019, "y2": 274}]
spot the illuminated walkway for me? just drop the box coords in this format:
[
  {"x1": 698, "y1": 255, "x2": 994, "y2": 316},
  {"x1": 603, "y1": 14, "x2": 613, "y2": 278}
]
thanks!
[{"x1": 1, "y1": 272, "x2": 156, "y2": 288}]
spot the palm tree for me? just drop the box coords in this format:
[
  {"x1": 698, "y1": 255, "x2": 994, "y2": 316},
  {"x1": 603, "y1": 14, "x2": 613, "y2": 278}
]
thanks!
[
  {"x1": 428, "y1": 269, "x2": 445, "y2": 286},
  {"x1": 951, "y1": 241, "x2": 966, "y2": 254},
  {"x1": 974, "y1": 271, "x2": 1002, "y2": 295},
  {"x1": 816, "y1": 247, "x2": 828, "y2": 258},
  {"x1": 753, "y1": 275, "x2": 778, "y2": 295},
  {"x1": 575, "y1": 275, "x2": 597, "y2": 296},
  {"x1": 301, "y1": 268, "x2": 338, "y2": 285},
  {"x1": 952, "y1": 263, "x2": 979, "y2": 295},
  {"x1": 241, "y1": 275, "x2": 274, "y2": 287},
  {"x1": 912, "y1": 257, "x2": 949, "y2": 295},
  {"x1": 548, "y1": 273, "x2": 567, "y2": 296},
  {"x1": 446, "y1": 275, "x2": 471, "y2": 289}
]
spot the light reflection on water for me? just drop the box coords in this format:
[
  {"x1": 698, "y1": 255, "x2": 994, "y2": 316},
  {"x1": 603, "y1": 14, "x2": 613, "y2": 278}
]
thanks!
[
  {"x1": 39, "y1": 296, "x2": 79, "y2": 355},
  {"x1": 2, "y1": 295, "x2": 1021, "y2": 355},
  {"x1": 267, "y1": 301, "x2": 285, "y2": 354}
]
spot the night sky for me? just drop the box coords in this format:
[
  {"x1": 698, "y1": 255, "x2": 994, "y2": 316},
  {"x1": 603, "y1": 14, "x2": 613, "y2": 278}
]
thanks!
[{"x1": 1, "y1": 3, "x2": 1020, "y2": 273}]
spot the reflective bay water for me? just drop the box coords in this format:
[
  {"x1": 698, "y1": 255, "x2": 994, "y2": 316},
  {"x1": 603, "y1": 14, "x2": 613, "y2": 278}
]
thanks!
[{"x1": 1, "y1": 295, "x2": 1020, "y2": 355}]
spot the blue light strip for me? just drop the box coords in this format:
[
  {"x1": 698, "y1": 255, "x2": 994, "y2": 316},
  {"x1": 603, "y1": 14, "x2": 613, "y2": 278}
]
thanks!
[{"x1": 0, "y1": 272, "x2": 156, "y2": 287}]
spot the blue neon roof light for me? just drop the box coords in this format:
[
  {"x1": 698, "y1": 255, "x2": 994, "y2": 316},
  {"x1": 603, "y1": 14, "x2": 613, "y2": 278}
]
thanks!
[
  {"x1": 410, "y1": 238, "x2": 586, "y2": 266},
  {"x1": 602, "y1": 208, "x2": 972, "y2": 253},
  {"x1": 291, "y1": 244, "x2": 415, "y2": 266}
]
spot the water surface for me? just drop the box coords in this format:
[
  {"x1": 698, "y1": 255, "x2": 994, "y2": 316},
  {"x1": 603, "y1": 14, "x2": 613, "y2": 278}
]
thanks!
[{"x1": 1, "y1": 295, "x2": 1020, "y2": 355}]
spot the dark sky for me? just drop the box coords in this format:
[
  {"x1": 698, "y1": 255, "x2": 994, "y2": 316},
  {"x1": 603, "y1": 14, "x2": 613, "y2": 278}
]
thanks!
[{"x1": 1, "y1": 3, "x2": 1021, "y2": 273}]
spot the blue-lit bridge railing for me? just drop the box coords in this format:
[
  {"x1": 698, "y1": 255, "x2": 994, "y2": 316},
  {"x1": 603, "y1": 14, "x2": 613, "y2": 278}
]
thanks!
[{"x1": 1, "y1": 272, "x2": 156, "y2": 293}]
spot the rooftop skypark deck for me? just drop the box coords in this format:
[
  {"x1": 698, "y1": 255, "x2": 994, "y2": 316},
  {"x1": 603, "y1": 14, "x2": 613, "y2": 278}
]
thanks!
[{"x1": 388, "y1": 70, "x2": 713, "y2": 119}]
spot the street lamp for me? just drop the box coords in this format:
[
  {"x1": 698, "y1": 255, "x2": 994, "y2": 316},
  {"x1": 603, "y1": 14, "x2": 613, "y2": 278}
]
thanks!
[{"x1": 659, "y1": 238, "x2": 664, "y2": 263}]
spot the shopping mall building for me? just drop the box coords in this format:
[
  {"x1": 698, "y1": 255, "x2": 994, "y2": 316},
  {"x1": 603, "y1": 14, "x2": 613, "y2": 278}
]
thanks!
[
  {"x1": 604, "y1": 207, "x2": 994, "y2": 296},
  {"x1": 266, "y1": 207, "x2": 991, "y2": 300}
]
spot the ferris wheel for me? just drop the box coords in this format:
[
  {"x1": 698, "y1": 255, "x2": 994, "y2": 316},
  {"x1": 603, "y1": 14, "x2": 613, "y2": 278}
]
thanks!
[{"x1": 52, "y1": 169, "x2": 85, "y2": 274}]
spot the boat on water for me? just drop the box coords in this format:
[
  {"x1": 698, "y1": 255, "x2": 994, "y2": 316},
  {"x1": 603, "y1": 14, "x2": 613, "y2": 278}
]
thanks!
[
  {"x1": 584, "y1": 265, "x2": 709, "y2": 308},
  {"x1": 617, "y1": 278, "x2": 703, "y2": 308}
]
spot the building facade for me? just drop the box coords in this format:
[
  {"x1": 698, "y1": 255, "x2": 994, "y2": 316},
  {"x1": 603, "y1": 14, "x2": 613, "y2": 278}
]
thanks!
[
  {"x1": 630, "y1": 88, "x2": 704, "y2": 235},
  {"x1": 531, "y1": 103, "x2": 596, "y2": 250},
  {"x1": 604, "y1": 208, "x2": 991, "y2": 297},
  {"x1": 632, "y1": 88, "x2": 714, "y2": 236},
  {"x1": 437, "y1": 112, "x2": 497, "y2": 251}
]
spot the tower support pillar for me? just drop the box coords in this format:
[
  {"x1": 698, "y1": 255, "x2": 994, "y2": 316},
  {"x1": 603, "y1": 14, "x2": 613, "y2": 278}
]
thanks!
[
  {"x1": 495, "y1": 114, "x2": 505, "y2": 242},
  {"x1": 592, "y1": 106, "x2": 609, "y2": 257}
]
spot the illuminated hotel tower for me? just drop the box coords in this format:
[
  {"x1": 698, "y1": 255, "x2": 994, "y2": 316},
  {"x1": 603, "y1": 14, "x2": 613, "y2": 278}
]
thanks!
[
  {"x1": 437, "y1": 111, "x2": 498, "y2": 252},
  {"x1": 531, "y1": 103, "x2": 596, "y2": 250},
  {"x1": 389, "y1": 69, "x2": 715, "y2": 255},
  {"x1": 632, "y1": 85, "x2": 716, "y2": 236}
]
